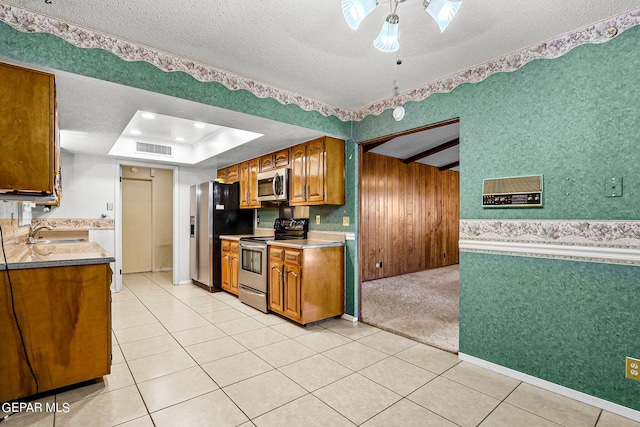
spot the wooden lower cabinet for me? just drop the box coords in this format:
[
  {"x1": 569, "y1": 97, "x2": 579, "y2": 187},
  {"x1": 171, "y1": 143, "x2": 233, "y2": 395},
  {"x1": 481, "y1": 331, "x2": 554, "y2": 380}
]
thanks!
[
  {"x1": 221, "y1": 239, "x2": 240, "y2": 295},
  {"x1": 268, "y1": 245, "x2": 344, "y2": 325},
  {"x1": 0, "y1": 263, "x2": 112, "y2": 402}
]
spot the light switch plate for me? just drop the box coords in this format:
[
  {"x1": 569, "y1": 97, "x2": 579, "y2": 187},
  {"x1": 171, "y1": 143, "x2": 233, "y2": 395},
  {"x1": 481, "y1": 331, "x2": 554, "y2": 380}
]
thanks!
[
  {"x1": 342, "y1": 216, "x2": 350, "y2": 227},
  {"x1": 605, "y1": 177, "x2": 623, "y2": 197},
  {"x1": 316, "y1": 215, "x2": 321, "y2": 225}
]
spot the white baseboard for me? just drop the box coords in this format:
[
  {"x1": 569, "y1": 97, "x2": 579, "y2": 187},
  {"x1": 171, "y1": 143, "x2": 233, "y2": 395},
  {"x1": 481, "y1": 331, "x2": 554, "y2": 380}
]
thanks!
[
  {"x1": 341, "y1": 313, "x2": 358, "y2": 322},
  {"x1": 177, "y1": 280, "x2": 193, "y2": 285},
  {"x1": 459, "y1": 353, "x2": 640, "y2": 422}
]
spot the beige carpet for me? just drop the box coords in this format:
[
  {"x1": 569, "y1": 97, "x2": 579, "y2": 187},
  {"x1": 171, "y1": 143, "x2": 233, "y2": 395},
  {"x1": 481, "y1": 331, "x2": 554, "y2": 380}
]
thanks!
[{"x1": 361, "y1": 264, "x2": 459, "y2": 353}]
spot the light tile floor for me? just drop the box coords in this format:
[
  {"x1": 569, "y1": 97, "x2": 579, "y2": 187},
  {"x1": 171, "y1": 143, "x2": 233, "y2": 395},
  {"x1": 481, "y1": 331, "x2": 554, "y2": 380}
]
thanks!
[{"x1": 4, "y1": 271, "x2": 640, "y2": 427}]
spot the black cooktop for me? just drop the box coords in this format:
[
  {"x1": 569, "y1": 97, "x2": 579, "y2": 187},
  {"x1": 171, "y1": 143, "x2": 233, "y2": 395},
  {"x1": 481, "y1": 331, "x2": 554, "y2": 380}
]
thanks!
[{"x1": 240, "y1": 218, "x2": 309, "y2": 243}]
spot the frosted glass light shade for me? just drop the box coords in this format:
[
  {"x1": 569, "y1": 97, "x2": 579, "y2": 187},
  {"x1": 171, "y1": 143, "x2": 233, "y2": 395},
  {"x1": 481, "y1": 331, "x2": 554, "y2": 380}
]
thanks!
[
  {"x1": 373, "y1": 14, "x2": 400, "y2": 52},
  {"x1": 425, "y1": 0, "x2": 462, "y2": 33},
  {"x1": 342, "y1": 0, "x2": 378, "y2": 30}
]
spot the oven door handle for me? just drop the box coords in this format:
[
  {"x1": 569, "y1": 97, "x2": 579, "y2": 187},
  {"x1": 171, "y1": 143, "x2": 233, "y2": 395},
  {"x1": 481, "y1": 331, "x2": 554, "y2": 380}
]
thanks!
[{"x1": 239, "y1": 243, "x2": 267, "y2": 250}]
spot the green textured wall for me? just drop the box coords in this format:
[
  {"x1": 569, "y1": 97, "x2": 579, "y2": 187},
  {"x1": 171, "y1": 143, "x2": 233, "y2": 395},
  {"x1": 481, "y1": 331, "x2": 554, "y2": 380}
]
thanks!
[
  {"x1": 354, "y1": 26, "x2": 640, "y2": 220},
  {"x1": 0, "y1": 22, "x2": 350, "y2": 138},
  {"x1": 352, "y1": 24, "x2": 640, "y2": 412},
  {"x1": 461, "y1": 252, "x2": 640, "y2": 410}
]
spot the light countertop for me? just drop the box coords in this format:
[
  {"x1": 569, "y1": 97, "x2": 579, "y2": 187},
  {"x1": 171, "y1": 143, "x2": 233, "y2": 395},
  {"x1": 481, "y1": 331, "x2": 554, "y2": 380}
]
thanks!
[
  {"x1": 0, "y1": 241, "x2": 114, "y2": 270},
  {"x1": 267, "y1": 239, "x2": 345, "y2": 249},
  {"x1": 218, "y1": 234, "x2": 268, "y2": 242}
]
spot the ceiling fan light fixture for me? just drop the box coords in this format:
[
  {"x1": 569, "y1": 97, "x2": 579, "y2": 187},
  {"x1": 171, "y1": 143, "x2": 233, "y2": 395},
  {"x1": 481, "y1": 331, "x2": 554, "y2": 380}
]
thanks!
[
  {"x1": 342, "y1": 0, "x2": 379, "y2": 30},
  {"x1": 373, "y1": 14, "x2": 400, "y2": 52},
  {"x1": 424, "y1": 0, "x2": 462, "y2": 33}
]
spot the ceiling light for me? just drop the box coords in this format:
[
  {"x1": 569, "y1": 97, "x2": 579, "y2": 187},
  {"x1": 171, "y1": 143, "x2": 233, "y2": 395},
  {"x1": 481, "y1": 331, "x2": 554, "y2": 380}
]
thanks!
[
  {"x1": 373, "y1": 13, "x2": 400, "y2": 52},
  {"x1": 194, "y1": 122, "x2": 206, "y2": 129},
  {"x1": 129, "y1": 130, "x2": 141, "y2": 135},
  {"x1": 343, "y1": 0, "x2": 462, "y2": 52},
  {"x1": 174, "y1": 137, "x2": 186, "y2": 142},
  {"x1": 424, "y1": 0, "x2": 462, "y2": 33},
  {"x1": 141, "y1": 113, "x2": 156, "y2": 119},
  {"x1": 342, "y1": 0, "x2": 379, "y2": 30}
]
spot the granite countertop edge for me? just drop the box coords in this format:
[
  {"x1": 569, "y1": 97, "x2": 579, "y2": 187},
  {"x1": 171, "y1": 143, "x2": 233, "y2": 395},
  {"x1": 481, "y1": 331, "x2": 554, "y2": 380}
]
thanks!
[
  {"x1": 2, "y1": 256, "x2": 115, "y2": 270},
  {"x1": 0, "y1": 241, "x2": 115, "y2": 270}
]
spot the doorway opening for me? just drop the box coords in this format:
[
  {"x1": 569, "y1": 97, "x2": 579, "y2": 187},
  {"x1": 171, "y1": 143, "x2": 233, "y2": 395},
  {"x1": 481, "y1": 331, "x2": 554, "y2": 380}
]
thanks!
[
  {"x1": 358, "y1": 118, "x2": 460, "y2": 353},
  {"x1": 121, "y1": 165, "x2": 174, "y2": 275}
]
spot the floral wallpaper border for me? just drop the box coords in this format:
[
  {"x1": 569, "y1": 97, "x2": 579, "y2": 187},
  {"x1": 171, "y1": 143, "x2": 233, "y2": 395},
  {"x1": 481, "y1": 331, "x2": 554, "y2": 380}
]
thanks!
[
  {"x1": 460, "y1": 220, "x2": 640, "y2": 266},
  {"x1": 460, "y1": 220, "x2": 640, "y2": 249},
  {"x1": 1, "y1": 4, "x2": 639, "y2": 121}
]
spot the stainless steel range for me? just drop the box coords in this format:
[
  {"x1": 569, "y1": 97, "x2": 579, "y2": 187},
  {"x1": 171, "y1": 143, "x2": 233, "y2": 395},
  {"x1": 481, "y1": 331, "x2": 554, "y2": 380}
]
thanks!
[{"x1": 238, "y1": 218, "x2": 309, "y2": 312}]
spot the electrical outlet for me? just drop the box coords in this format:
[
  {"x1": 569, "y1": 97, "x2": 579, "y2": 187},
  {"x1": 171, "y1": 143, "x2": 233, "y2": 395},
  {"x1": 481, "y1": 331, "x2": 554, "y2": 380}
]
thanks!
[
  {"x1": 626, "y1": 357, "x2": 640, "y2": 381},
  {"x1": 316, "y1": 215, "x2": 321, "y2": 225},
  {"x1": 342, "y1": 216, "x2": 350, "y2": 226}
]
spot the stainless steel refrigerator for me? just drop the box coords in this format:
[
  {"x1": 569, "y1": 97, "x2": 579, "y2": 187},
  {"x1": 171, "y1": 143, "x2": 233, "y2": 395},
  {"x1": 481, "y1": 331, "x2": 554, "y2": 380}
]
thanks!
[{"x1": 189, "y1": 181, "x2": 254, "y2": 292}]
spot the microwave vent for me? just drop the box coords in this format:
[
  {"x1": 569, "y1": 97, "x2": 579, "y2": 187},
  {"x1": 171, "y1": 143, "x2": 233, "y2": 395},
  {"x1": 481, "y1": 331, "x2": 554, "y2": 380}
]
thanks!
[
  {"x1": 136, "y1": 142, "x2": 172, "y2": 157},
  {"x1": 483, "y1": 175, "x2": 543, "y2": 208}
]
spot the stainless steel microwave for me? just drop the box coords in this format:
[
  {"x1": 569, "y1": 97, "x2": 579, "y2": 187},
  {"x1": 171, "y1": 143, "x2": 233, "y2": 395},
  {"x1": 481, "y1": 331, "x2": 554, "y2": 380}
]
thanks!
[{"x1": 256, "y1": 167, "x2": 288, "y2": 202}]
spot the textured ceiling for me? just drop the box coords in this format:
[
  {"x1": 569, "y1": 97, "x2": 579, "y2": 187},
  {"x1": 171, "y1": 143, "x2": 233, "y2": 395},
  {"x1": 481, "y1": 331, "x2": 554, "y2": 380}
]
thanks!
[
  {"x1": 1, "y1": 1, "x2": 639, "y2": 167},
  {"x1": 4, "y1": 0, "x2": 640, "y2": 111}
]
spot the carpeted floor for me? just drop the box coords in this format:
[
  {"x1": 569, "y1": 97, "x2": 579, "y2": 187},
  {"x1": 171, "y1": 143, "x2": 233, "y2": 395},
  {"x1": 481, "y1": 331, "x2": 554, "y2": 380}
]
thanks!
[{"x1": 361, "y1": 264, "x2": 460, "y2": 353}]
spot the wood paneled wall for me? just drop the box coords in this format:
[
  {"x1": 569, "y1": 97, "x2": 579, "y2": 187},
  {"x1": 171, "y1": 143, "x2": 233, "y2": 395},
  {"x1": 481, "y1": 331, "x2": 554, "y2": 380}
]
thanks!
[{"x1": 360, "y1": 152, "x2": 459, "y2": 282}]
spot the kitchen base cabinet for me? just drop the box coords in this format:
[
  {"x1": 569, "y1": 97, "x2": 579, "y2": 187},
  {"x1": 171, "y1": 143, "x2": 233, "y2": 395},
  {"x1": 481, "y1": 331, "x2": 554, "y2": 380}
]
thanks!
[
  {"x1": 268, "y1": 245, "x2": 344, "y2": 325},
  {"x1": 0, "y1": 263, "x2": 112, "y2": 402},
  {"x1": 221, "y1": 239, "x2": 240, "y2": 295}
]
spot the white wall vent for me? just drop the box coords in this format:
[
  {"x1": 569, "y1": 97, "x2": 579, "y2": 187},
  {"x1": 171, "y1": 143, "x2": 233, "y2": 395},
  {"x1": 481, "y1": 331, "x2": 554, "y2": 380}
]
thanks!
[
  {"x1": 483, "y1": 175, "x2": 543, "y2": 207},
  {"x1": 136, "y1": 142, "x2": 172, "y2": 157}
]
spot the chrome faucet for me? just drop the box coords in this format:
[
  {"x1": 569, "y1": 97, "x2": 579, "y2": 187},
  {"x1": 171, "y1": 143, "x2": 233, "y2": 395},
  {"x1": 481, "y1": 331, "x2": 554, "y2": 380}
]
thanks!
[{"x1": 26, "y1": 224, "x2": 54, "y2": 244}]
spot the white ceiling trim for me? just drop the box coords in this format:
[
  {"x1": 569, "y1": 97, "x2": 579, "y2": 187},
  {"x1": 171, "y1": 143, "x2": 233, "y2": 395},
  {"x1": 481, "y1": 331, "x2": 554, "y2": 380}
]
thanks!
[{"x1": 1, "y1": 4, "x2": 639, "y2": 123}]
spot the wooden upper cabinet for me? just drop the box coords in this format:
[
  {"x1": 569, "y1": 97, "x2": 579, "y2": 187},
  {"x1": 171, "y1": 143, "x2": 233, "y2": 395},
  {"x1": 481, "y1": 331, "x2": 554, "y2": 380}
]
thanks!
[
  {"x1": 289, "y1": 144, "x2": 307, "y2": 204},
  {"x1": 260, "y1": 148, "x2": 290, "y2": 172},
  {"x1": 0, "y1": 62, "x2": 60, "y2": 203},
  {"x1": 305, "y1": 139, "x2": 325, "y2": 204},
  {"x1": 289, "y1": 136, "x2": 345, "y2": 206},
  {"x1": 217, "y1": 164, "x2": 239, "y2": 183},
  {"x1": 239, "y1": 159, "x2": 260, "y2": 209}
]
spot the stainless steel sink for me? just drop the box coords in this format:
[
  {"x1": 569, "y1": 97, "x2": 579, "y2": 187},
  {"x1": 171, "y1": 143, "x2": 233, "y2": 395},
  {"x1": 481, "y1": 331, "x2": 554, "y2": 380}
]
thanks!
[{"x1": 33, "y1": 238, "x2": 87, "y2": 244}]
